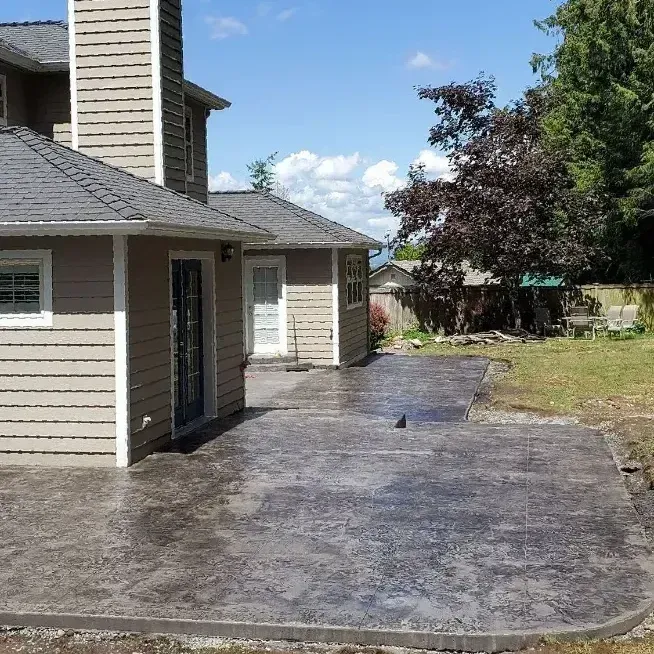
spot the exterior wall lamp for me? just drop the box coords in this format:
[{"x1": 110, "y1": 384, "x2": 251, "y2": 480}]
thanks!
[{"x1": 221, "y1": 243, "x2": 235, "y2": 262}]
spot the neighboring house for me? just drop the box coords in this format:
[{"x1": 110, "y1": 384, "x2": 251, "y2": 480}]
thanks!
[
  {"x1": 209, "y1": 191, "x2": 382, "y2": 368},
  {"x1": 370, "y1": 260, "x2": 494, "y2": 289},
  {"x1": 0, "y1": 5, "x2": 275, "y2": 467}
]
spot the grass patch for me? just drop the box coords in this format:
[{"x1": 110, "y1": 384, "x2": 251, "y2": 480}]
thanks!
[{"x1": 415, "y1": 334, "x2": 654, "y2": 479}]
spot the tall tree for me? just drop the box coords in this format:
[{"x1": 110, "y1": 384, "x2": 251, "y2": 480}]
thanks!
[
  {"x1": 385, "y1": 77, "x2": 602, "y2": 321},
  {"x1": 247, "y1": 152, "x2": 278, "y2": 192},
  {"x1": 393, "y1": 242, "x2": 425, "y2": 261},
  {"x1": 533, "y1": 0, "x2": 654, "y2": 281}
]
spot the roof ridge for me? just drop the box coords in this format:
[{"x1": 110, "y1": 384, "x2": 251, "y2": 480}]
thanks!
[
  {"x1": 9, "y1": 126, "x2": 146, "y2": 222},
  {"x1": 7, "y1": 127, "x2": 271, "y2": 235},
  {"x1": 261, "y1": 191, "x2": 374, "y2": 243},
  {"x1": 0, "y1": 20, "x2": 66, "y2": 27},
  {"x1": 210, "y1": 190, "x2": 259, "y2": 195}
]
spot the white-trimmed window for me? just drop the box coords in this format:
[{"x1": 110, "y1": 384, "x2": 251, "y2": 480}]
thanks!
[
  {"x1": 0, "y1": 251, "x2": 53, "y2": 327},
  {"x1": 0, "y1": 74, "x2": 7, "y2": 127},
  {"x1": 346, "y1": 254, "x2": 364, "y2": 309},
  {"x1": 184, "y1": 105, "x2": 194, "y2": 182}
]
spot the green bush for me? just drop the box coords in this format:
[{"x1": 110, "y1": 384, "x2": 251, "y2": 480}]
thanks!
[
  {"x1": 627, "y1": 320, "x2": 647, "y2": 334},
  {"x1": 402, "y1": 327, "x2": 432, "y2": 342}
]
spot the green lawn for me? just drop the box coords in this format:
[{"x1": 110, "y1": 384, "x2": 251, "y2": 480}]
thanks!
[{"x1": 414, "y1": 334, "x2": 654, "y2": 478}]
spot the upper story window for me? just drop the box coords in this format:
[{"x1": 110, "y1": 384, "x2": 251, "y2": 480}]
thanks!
[
  {"x1": 0, "y1": 250, "x2": 53, "y2": 327},
  {"x1": 184, "y1": 106, "x2": 194, "y2": 182},
  {"x1": 346, "y1": 254, "x2": 364, "y2": 309},
  {"x1": 0, "y1": 74, "x2": 7, "y2": 127}
]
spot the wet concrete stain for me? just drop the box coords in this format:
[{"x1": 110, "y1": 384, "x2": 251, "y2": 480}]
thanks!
[{"x1": 0, "y1": 355, "x2": 652, "y2": 639}]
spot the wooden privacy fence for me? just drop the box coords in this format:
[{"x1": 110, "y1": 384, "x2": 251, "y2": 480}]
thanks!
[{"x1": 370, "y1": 283, "x2": 654, "y2": 334}]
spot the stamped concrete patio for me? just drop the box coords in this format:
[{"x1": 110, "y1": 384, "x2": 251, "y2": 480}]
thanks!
[{"x1": 0, "y1": 355, "x2": 652, "y2": 651}]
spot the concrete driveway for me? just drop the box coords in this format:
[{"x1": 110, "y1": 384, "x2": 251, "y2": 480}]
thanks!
[{"x1": 0, "y1": 355, "x2": 652, "y2": 651}]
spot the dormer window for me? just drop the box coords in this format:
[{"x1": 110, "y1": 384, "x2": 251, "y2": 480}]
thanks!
[
  {"x1": 0, "y1": 75, "x2": 7, "y2": 127},
  {"x1": 184, "y1": 106, "x2": 194, "y2": 182}
]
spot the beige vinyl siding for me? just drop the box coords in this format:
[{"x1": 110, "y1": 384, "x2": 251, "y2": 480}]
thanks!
[
  {"x1": 73, "y1": 0, "x2": 157, "y2": 180},
  {"x1": 160, "y1": 0, "x2": 187, "y2": 194},
  {"x1": 127, "y1": 236, "x2": 245, "y2": 464},
  {"x1": 245, "y1": 249, "x2": 333, "y2": 366},
  {"x1": 339, "y1": 249, "x2": 370, "y2": 367},
  {"x1": 0, "y1": 236, "x2": 116, "y2": 467},
  {"x1": 0, "y1": 64, "x2": 29, "y2": 127},
  {"x1": 185, "y1": 97, "x2": 209, "y2": 203}
]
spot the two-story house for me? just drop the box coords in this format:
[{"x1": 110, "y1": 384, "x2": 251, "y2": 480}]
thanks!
[
  {"x1": 0, "y1": 1, "x2": 381, "y2": 469},
  {"x1": 0, "y1": 3, "x2": 275, "y2": 467}
]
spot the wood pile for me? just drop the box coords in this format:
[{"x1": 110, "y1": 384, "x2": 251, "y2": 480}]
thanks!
[{"x1": 434, "y1": 329, "x2": 545, "y2": 347}]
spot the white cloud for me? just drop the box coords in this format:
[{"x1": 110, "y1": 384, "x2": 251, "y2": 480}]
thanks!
[
  {"x1": 276, "y1": 8, "x2": 297, "y2": 21},
  {"x1": 209, "y1": 149, "x2": 453, "y2": 242},
  {"x1": 412, "y1": 150, "x2": 452, "y2": 179},
  {"x1": 362, "y1": 160, "x2": 404, "y2": 193},
  {"x1": 205, "y1": 16, "x2": 248, "y2": 39},
  {"x1": 209, "y1": 172, "x2": 248, "y2": 192},
  {"x1": 406, "y1": 51, "x2": 449, "y2": 70}
]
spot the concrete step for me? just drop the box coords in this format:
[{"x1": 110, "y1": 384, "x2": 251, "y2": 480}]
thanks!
[{"x1": 247, "y1": 355, "x2": 314, "y2": 373}]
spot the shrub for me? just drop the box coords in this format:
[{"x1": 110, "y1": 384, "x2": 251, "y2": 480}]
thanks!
[{"x1": 370, "y1": 302, "x2": 391, "y2": 348}]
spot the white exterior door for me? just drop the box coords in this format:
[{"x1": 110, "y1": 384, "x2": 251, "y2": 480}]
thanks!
[{"x1": 245, "y1": 257, "x2": 287, "y2": 355}]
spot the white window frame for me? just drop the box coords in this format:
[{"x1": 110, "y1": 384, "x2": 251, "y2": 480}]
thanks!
[
  {"x1": 346, "y1": 254, "x2": 364, "y2": 310},
  {"x1": 184, "y1": 105, "x2": 194, "y2": 183},
  {"x1": 0, "y1": 74, "x2": 7, "y2": 127},
  {"x1": 0, "y1": 250, "x2": 53, "y2": 327}
]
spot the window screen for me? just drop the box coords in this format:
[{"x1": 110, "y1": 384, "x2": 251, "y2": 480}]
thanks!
[{"x1": 0, "y1": 262, "x2": 41, "y2": 314}]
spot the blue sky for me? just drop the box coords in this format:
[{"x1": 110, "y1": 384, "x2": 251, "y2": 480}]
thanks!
[{"x1": 6, "y1": 0, "x2": 560, "y2": 240}]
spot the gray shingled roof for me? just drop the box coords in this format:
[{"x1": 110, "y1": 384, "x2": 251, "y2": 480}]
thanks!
[
  {"x1": 209, "y1": 191, "x2": 382, "y2": 248},
  {"x1": 0, "y1": 21, "x2": 68, "y2": 65},
  {"x1": 0, "y1": 127, "x2": 271, "y2": 240}
]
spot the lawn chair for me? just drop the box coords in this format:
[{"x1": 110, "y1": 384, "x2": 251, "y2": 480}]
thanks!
[
  {"x1": 608, "y1": 305, "x2": 639, "y2": 338},
  {"x1": 562, "y1": 306, "x2": 591, "y2": 338},
  {"x1": 534, "y1": 307, "x2": 563, "y2": 337},
  {"x1": 594, "y1": 305, "x2": 622, "y2": 337}
]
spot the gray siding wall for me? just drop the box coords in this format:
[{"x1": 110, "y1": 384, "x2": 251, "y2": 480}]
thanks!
[
  {"x1": 339, "y1": 249, "x2": 370, "y2": 366},
  {"x1": 27, "y1": 73, "x2": 73, "y2": 147},
  {"x1": 0, "y1": 236, "x2": 116, "y2": 467},
  {"x1": 128, "y1": 237, "x2": 245, "y2": 464},
  {"x1": 185, "y1": 97, "x2": 209, "y2": 203},
  {"x1": 1, "y1": 63, "x2": 29, "y2": 126},
  {"x1": 245, "y1": 249, "x2": 333, "y2": 366},
  {"x1": 160, "y1": 0, "x2": 186, "y2": 194},
  {"x1": 73, "y1": 0, "x2": 157, "y2": 180}
]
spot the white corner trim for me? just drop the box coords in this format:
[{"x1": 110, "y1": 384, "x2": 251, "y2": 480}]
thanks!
[
  {"x1": 331, "y1": 248, "x2": 340, "y2": 366},
  {"x1": 150, "y1": 0, "x2": 165, "y2": 185},
  {"x1": 67, "y1": 0, "x2": 79, "y2": 150},
  {"x1": 0, "y1": 250, "x2": 53, "y2": 328},
  {"x1": 113, "y1": 235, "x2": 131, "y2": 468}
]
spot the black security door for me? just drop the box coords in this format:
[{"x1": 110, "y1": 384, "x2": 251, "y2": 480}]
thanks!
[{"x1": 172, "y1": 259, "x2": 204, "y2": 428}]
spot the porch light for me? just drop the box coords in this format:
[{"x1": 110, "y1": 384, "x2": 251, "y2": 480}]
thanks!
[{"x1": 221, "y1": 243, "x2": 235, "y2": 262}]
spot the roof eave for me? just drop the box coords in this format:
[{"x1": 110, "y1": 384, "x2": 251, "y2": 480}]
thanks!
[
  {"x1": 245, "y1": 241, "x2": 382, "y2": 250},
  {"x1": 0, "y1": 44, "x2": 43, "y2": 72},
  {"x1": 0, "y1": 220, "x2": 273, "y2": 241},
  {"x1": 183, "y1": 81, "x2": 231, "y2": 111}
]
